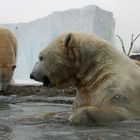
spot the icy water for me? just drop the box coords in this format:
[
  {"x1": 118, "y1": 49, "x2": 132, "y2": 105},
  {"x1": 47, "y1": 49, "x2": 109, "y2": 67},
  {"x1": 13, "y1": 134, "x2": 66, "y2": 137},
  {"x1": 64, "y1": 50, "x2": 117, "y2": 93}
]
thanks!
[{"x1": 0, "y1": 95, "x2": 140, "y2": 140}]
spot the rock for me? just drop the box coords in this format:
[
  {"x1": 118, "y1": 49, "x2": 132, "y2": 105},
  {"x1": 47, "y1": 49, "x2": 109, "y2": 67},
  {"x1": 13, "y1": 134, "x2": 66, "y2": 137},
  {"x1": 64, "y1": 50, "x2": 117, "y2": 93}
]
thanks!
[
  {"x1": 130, "y1": 54, "x2": 140, "y2": 61},
  {"x1": 0, "y1": 5, "x2": 115, "y2": 81},
  {"x1": 0, "y1": 84, "x2": 76, "y2": 96}
]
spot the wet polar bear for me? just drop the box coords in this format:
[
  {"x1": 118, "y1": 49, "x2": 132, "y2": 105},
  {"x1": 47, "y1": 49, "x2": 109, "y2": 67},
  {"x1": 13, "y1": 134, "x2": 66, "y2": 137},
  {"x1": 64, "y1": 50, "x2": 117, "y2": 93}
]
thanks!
[
  {"x1": 30, "y1": 32, "x2": 140, "y2": 124},
  {"x1": 0, "y1": 27, "x2": 17, "y2": 91}
]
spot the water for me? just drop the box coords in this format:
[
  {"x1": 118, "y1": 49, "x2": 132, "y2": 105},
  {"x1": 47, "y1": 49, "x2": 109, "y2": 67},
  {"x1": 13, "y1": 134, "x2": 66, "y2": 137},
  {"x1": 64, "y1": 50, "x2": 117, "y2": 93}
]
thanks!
[{"x1": 0, "y1": 95, "x2": 140, "y2": 140}]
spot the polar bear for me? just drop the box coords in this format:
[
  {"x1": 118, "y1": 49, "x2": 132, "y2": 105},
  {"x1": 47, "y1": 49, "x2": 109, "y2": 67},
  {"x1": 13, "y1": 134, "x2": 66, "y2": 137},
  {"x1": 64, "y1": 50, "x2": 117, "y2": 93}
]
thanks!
[
  {"x1": 0, "y1": 27, "x2": 17, "y2": 91},
  {"x1": 30, "y1": 32, "x2": 140, "y2": 124}
]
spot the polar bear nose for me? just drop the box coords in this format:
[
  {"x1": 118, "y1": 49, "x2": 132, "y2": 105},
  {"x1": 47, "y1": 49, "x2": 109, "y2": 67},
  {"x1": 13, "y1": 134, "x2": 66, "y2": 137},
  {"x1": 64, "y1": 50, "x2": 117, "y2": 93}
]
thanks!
[
  {"x1": 30, "y1": 74, "x2": 34, "y2": 79},
  {"x1": 0, "y1": 84, "x2": 5, "y2": 92}
]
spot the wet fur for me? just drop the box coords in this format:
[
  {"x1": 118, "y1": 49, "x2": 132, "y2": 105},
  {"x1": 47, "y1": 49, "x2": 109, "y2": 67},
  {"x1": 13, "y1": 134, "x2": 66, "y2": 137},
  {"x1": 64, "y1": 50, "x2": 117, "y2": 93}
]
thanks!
[
  {"x1": 31, "y1": 32, "x2": 140, "y2": 124},
  {"x1": 0, "y1": 27, "x2": 17, "y2": 90}
]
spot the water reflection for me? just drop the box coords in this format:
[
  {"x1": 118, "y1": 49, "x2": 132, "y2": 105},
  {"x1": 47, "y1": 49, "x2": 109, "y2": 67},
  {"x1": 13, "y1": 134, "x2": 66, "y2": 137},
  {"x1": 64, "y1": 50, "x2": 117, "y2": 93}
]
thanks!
[
  {"x1": 0, "y1": 124, "x2": 12, "y2": 140},
  {"x1": 0, "y1": 95, "x2": 139, "y2": 140},
  {"x1": 0, "y1": 102, "x2": 10, "y2": 110},
  {"x1": 0, "y1": 102, "x2": 12, "y2": 140}
]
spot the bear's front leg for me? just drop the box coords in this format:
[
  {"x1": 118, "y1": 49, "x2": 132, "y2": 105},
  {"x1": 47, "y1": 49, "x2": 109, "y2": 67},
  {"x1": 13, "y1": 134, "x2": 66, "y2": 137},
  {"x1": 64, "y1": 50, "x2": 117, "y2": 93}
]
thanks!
[{"x1": 69, "y1": 106, "x2": 133, "y2": 125}]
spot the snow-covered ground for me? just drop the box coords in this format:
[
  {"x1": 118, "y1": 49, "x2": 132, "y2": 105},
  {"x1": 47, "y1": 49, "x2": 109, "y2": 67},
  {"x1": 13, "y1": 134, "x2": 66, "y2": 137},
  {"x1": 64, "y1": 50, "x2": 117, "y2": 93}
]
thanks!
[{"x1": 14, "y1": 79, "x2": 42, "y2": 85}]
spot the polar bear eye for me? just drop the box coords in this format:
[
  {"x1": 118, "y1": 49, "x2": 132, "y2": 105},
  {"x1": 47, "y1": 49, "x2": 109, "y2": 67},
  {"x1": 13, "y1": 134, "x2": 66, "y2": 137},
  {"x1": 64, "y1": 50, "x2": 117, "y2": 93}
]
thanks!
[
  {"x1": 39, "y1": 56, "x2": 43, "y2": 61},
  {"x1": 12, "y1": 65, "x2": 16, "y2": 70}
]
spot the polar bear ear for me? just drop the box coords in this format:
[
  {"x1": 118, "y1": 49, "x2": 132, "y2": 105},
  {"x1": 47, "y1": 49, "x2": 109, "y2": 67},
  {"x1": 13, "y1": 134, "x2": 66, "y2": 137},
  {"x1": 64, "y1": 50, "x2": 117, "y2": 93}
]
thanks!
[{"x1": 64, "y1": 33, "x2": 75, "y2": 48}]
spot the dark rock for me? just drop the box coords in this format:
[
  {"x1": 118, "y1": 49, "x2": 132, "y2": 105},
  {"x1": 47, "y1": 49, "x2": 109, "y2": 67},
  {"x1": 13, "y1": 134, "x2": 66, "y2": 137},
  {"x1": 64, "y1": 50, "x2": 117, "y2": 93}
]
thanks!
[
  {"x1": 130, "y1": 54, "x2": 140, "y2": 61},
  {"x1": 0, "y1": 84, "x2": 76, "y2": 97}
]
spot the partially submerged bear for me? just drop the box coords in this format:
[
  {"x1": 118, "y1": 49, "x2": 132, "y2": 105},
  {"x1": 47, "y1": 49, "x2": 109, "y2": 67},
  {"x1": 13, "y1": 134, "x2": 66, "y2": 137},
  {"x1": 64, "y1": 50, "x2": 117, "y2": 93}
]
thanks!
[
  {"x1": 30, "y1": 32, "x2": 140, "y2": 124},
  {"x1": 0, "y1": 27, "x2": 17, "y2": 91}
]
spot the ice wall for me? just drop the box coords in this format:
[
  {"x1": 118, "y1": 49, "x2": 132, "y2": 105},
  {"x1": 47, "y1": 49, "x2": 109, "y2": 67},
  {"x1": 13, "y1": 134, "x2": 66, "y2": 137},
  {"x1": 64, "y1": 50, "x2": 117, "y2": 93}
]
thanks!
[{"x1": 0, "y1": 5, "x2": 115, "y2": 80}]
